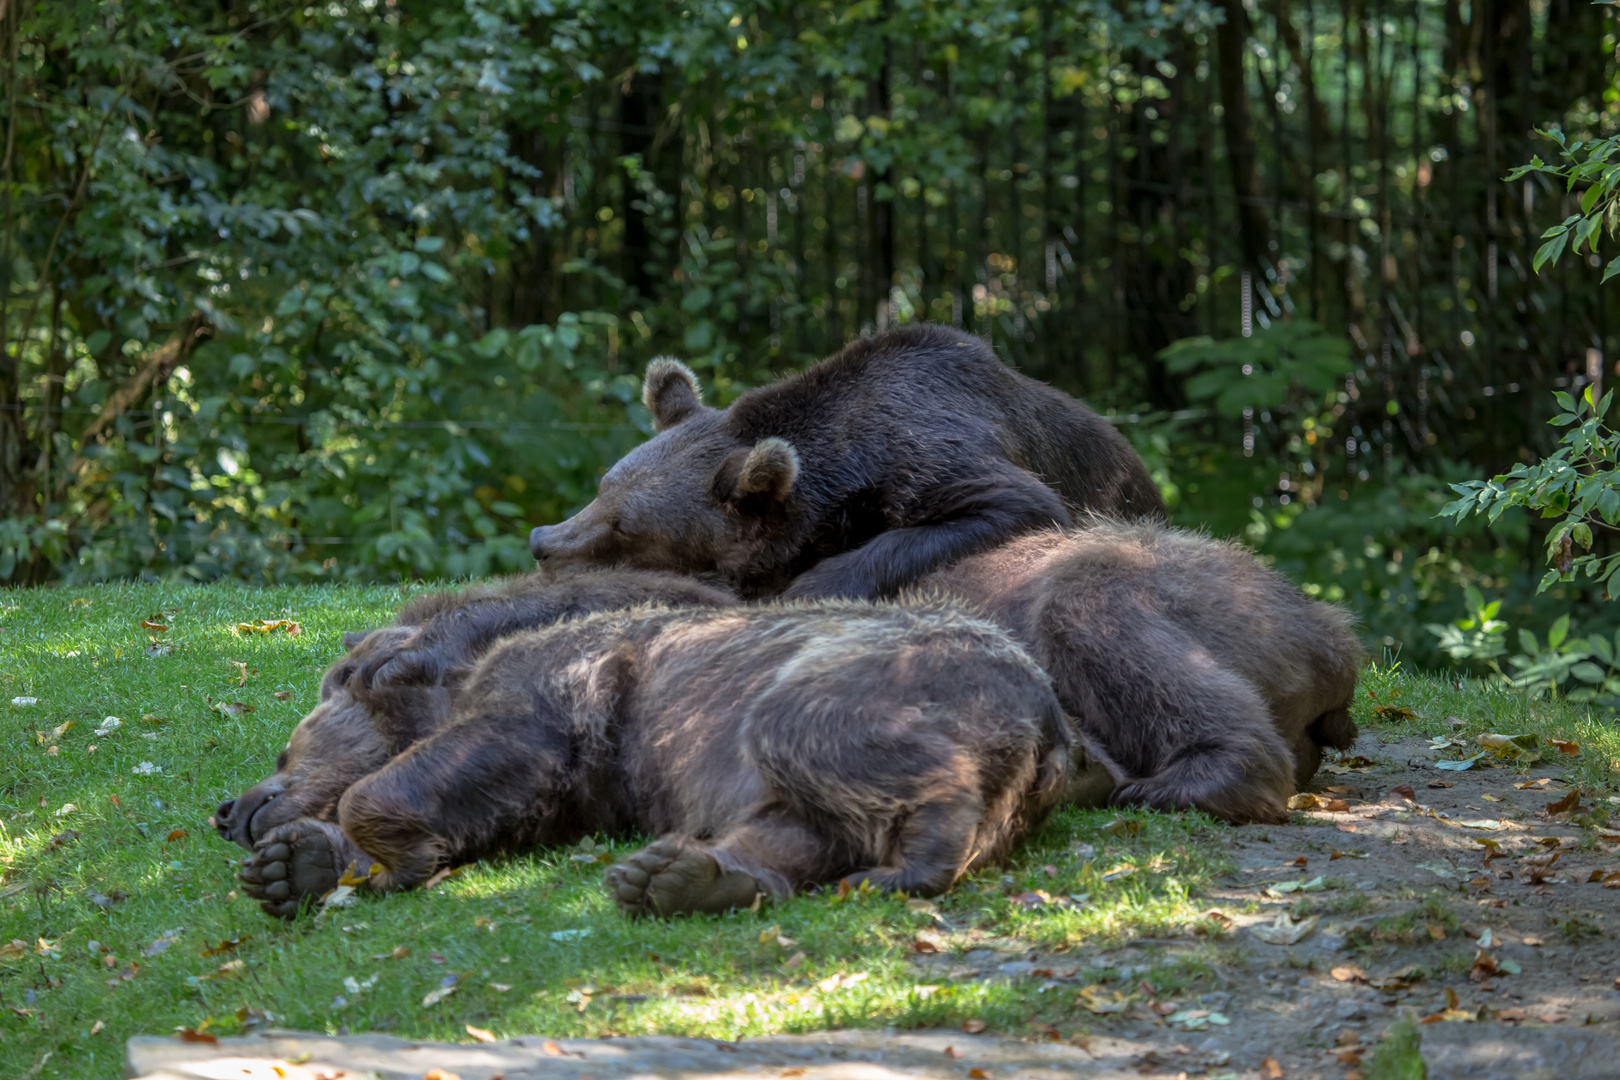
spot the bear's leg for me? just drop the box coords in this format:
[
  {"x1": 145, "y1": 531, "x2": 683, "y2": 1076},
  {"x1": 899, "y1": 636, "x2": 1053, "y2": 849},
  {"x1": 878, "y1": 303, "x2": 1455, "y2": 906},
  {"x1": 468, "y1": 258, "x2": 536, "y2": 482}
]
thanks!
[
  {"x1": 838, "y1": 789, "x2": 984, "y2": 897},
  {"x1": 607, "y1": 809, "x2": 840, "y2": 918},
  {"x1": 238, "y1": 818, "x2": 377, "y2": 919},
  {"x1": 782, "y1": 466, "x2": 1073, "y2": 600}
]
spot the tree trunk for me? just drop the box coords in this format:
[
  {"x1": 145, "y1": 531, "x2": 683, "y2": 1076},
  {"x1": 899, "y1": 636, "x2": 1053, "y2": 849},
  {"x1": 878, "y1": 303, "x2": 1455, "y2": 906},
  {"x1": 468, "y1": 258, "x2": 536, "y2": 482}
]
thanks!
[{"x1": 1214, "y1": 0, "x2": 1270, "y2": 278}]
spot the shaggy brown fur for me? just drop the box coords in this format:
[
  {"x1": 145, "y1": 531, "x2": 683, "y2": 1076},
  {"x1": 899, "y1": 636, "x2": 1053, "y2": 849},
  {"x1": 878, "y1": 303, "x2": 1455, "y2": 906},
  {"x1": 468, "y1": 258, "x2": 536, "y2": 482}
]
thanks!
[
  {"x1": 529, "y1": 324, "x2": 1163, "y2": 601},
  {"x1": 235, "y1": 600, "x2": 1083, "y2": 919},
  {"x1": 917, "y1": 523, "x2": 1363, "y2": 824},
  {"x1": 213, "y1": 567, "x2": 736, "y2": 888}
]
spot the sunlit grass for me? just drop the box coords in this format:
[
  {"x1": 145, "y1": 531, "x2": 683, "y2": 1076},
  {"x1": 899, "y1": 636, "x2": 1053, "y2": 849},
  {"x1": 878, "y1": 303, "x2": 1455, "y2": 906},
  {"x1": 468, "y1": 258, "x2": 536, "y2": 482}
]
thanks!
[
  {"x1": 0, "y1": 583, "x2": 1609, "y2": 1076},
  {"x1": 1357, "y1": 658, "x2": 1620, "y2": 790}
]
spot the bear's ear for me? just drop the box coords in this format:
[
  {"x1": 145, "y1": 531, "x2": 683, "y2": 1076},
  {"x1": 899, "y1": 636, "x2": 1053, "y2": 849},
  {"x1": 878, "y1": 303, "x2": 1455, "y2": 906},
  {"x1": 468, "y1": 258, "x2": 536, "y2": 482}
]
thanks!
[
  {"x1": 642, "y1": 357, "x2": 703, "y2": 431},
  {"x1": 734, "y1": 437, "x2": 799, "y2": 503},
  {"x1": 342, "y1": 630, "x2": 374, "y2": 650}
]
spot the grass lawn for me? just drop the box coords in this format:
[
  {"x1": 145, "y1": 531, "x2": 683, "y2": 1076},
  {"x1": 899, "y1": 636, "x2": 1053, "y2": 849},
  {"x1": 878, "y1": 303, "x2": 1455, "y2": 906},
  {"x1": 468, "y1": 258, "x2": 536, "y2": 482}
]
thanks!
[{"x1": 2, "y1": 582, "x2": 1617, "y2": 1077}]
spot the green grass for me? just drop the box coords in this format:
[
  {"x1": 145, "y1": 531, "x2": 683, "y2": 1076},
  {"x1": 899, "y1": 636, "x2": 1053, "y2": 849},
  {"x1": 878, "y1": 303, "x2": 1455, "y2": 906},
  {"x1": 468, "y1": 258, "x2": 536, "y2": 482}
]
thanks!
[{"x1": 1, "y1": 584, "x2": 1617, "y2": 1077}]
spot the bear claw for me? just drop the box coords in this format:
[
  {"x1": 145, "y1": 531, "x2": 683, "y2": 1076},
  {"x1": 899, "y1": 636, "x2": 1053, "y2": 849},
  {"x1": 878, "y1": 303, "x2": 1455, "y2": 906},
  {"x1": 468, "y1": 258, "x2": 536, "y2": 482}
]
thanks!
[
  {"x1": 239, "y1": 819, "x2": 347, "y2": 919},
  {"x1": 605, "y1": 837, "x2": 762, "y2": 919}
]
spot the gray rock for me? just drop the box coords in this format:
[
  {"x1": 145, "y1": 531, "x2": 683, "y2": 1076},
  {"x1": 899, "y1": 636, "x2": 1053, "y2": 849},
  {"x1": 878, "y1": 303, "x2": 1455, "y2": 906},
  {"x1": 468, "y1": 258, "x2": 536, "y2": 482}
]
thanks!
[
  {"x1": 126, "y1": 1027, "x2": 1150, "y2": 1080},
  {"x1": 1421, "y1": 1024, "x2": 1620, "y2": 1080},
  {"x1": 1334, "y1": 1000, "x2": 1369, "y2": 1022}
]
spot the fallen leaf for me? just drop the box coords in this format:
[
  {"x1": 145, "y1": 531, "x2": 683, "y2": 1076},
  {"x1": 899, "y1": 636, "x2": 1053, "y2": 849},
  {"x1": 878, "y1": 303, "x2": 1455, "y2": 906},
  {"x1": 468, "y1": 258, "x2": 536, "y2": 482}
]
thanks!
[
  {"x1": 913, "y1": 929, "x2": 945, "y2": 953},
  {"x1": 1522, "y1": 936, "x2": 1544, "y2": 946},
  {"x1": 274, "y1": 690, "x2": 292, "y2": 701},
  {"x1": 969, "y1": 1070, "x2": 990, "y2": 1079},
  {"x1": 944, "y1": 1046, "x2": 965, "y2": 1059},
  {"x1": 1428, "y1": 780, "x2": 1456, "y2": 789},
  {"x1": 174, "y1": 1028, "x2": 217, "y2": 1044},
  {"x1": 141, "y1": 619, "x2": 168, "y2": 632},
  {"x1": 1515, "y1": 778, "x2": 1553, "y2": 790},
  {"x1": 960, "y1": 1018, "x2": 988, "y2": 1034},
  {"x1": 201, "y1": 936, "x2": 246, "y2": 958},
  {"x1": 541, "y1": 1040, "x2": 581, "y2": 1057},
  {"x1": 1288, "y1": 794, "x2": 1349, "y2": 812},
  {"x1": 1331, "y1": 965, "x2": 1368, "y2": 983},
  {"x1": 1374, "y1": 705, "x2": 1416, "y2": 720},
  {"x1": 1547, "y1": 737, "x2": 1580, "y2": 756},
  {"x1": 142, "y1": 929, "x2": 182, "y2": 957},
  {"x1": 424, "y1": 866, "x2": 461, "y2": 889},
  {"x1": 420, "y1": 1072, "x2": 462, "y2": 1080},
  {"x1": 232, "y1": 619, "x2": 302, "y2": 637},
  {"x1": 1251, "y1": 913, "x2": 1318, "y2": 946},
  {"x1": 465, "y1": 1024, "x2": 496, "y2": 1043},
  {"x1": 1261, "y1": 1058, "x2": 1284, "y2": 1079},
  {"x1": 1075, "y1": 985, "x2": 1132, "y2": 1013},
  {"x1": 1427, "y1": 923, "x2": 1448, "y2": 941},
  {"x1": 1330, "y1": 848, "x2": 1368, "y2": 860},
  {"x1": 1391, "y1": 784, "x2": 1417, "y2": 801},
  {"x1": 1547, "y1": 790, "x2": 1582, "y2": 815},
  {"x1": 422, "y1": 975, "x2": 459, "y2": 1007},
  {"x1": 1437, "y1": 751, "x2": 1489, "y2": 771},
  {"x1": 166, "y1": 829, "x2": 188, "y2": 843},
  {"x1": 1097, "y1": 818, "x2": 1142, "y2": 838}
]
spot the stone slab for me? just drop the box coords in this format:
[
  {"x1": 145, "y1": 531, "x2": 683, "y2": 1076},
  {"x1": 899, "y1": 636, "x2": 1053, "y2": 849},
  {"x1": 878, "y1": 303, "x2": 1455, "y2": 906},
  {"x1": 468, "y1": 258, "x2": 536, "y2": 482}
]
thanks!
[
  {"x1": 1420, "y1": 1024, "x2": 1620, "y2": 1080},
  {"x1": 125, "y1": 1028, "x2": 1166, "y2": 1080}
]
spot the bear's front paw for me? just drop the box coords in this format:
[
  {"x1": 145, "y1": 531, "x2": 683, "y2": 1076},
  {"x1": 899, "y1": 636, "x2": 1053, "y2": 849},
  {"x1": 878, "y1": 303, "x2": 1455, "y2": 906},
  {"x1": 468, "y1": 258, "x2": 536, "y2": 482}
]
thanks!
[
  {"x1": 605, "y1": 837, "x2": 763, "y2": 919},
  {"x1": 238, "y1": 819, "x2": 349, "y2": 919}
]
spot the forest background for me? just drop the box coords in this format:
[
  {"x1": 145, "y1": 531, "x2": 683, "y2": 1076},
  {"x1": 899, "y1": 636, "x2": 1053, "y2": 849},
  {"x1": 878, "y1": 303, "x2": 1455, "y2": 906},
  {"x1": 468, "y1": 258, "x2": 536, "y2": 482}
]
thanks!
[{"x1": 0, "y1": 0, "x2": 1616, "y2": 674}]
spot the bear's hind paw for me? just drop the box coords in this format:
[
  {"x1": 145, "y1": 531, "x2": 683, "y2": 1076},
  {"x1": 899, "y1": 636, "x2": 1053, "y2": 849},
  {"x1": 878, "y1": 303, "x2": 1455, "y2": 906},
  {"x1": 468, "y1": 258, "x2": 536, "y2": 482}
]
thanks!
[{"x1": 605, "y1": 838, "x2": 763, "y2": 919}]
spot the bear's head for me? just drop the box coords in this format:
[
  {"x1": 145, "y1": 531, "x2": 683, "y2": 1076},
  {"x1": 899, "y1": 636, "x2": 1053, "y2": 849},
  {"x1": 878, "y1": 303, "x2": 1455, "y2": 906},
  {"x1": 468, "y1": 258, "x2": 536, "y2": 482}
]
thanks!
[
  {"x1": 528, "y1": 358, "x2": 801, "y2": 593},
  {"x1": 213, "y1": 625, "x2": 456, "y2": 850}
]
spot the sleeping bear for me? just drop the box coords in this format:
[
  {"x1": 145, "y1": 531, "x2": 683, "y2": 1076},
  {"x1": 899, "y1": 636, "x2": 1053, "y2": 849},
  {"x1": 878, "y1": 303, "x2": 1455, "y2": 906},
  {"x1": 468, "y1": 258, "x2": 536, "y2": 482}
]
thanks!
[
  {"x1": 528, "y1": 324, "x2": 1162, "y2": 601},
  {"x1": 212, "y1": 568, "x2": 735, "y2": 860},
  {"x1": 919, "y1": 523, "x2": 1363, "y2": 824},
  {"x1": 224, "y1": 595, "x2": 1099, "y2": 918}
]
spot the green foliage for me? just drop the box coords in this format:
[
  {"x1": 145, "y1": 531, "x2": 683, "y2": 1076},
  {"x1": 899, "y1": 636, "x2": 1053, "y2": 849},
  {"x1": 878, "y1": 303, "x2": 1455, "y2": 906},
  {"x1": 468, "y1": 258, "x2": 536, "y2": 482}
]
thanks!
[
  {"x1": 1363, "y1": 1013, "x2": 1426, "y2": 1080},
  {"x1": 1441, "y1": 386, "x2": 1620, "y2": 597},
  {"x1": 1509, "y1": 128, "x2": 1620, "y2": 284},
  {"x1": 1159, "y1": 320, "x2": 1353, "y2": 418},
  {"x1": 1425, "y1": 585, "x2": 1508, "y2": 667}
]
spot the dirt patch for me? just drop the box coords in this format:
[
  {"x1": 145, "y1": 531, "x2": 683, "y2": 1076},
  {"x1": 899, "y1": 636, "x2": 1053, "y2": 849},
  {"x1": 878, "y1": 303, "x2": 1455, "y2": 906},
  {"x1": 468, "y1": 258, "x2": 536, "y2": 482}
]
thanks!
[{"x1": 902, "y1": 732, "x2": 1620, "y2": 1077}]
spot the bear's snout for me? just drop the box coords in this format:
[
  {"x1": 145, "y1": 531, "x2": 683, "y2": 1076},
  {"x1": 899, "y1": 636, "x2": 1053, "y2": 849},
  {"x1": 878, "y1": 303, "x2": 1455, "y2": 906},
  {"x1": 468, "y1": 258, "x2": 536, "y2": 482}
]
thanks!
[
  {"x1": 529, "y1": 524, "x2": 552, "y2": 561},
  {"x1": 215, "y1": 780, "x2": 285, "y2": 850}
]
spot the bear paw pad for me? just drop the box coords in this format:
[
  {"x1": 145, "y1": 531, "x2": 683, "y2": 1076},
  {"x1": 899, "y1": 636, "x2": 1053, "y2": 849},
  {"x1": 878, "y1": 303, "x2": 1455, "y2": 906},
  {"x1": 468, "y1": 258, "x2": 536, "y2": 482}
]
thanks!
[
  {"x1": 239, "y1": 820, "x2": 345, "y2": 919},
  {"x1": 605, "y1": 838, "x2": 761, "y2": 919}
]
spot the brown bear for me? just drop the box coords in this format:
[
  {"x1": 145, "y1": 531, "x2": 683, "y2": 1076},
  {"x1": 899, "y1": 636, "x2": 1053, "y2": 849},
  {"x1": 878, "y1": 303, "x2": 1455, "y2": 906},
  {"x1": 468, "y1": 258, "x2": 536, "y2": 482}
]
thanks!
[
  {"x1": 527, "y1": 324, "x2": 1163, "y2": 601},
  {"x1": 916, "y1": 522, "x2": 1363, "y2": 824},
  {"x1": 212, "y1": 567, "x2": 736, "y2": 858},
  {"x1": 230, "y1": 599, "x2": 1091, "y2": 919}
]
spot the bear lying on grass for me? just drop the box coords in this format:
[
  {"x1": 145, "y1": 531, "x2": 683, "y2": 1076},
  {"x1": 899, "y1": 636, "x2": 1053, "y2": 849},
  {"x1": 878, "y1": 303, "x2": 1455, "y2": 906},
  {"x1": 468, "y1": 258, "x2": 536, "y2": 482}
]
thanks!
[
  {"x1": 529, "y1": 324, "x2": 1162, "y2": 601},
  {"x1": 212, "y1": 568, "x2": 734, "y2": 861},
  {"x1": 227, "y1": 597, "x2": 1098, "y2": 918},
  {"x1": 919, "y1": 522, "x2": 1363, "y2": 824}
]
